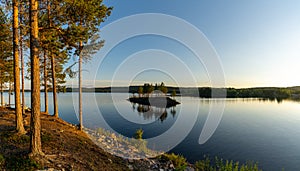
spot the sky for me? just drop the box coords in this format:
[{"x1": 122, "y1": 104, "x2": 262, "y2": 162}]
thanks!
[{"x1": 70, "y1": 0, "x2": 300, "y2": 88}]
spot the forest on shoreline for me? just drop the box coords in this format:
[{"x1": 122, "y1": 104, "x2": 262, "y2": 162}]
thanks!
[{"x1": 64, "y1": 85, "x2": 300, "y2": 100}]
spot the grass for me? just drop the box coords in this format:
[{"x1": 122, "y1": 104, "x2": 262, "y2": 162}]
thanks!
[
  {"x1": 195, "y1": 156, "x2": 262, "y2": 171},
  {"x1": 0, "y1": 154, "x2": 5, "y2": 167},
  {"x1": 159, "y1": 153, "x2": 187, "y2": 171},
  {"x1": 7, "y1": 134, "x2": 30, "y2": 144},
  {"x1": 134, "y1": 128, "x2": 143, "y2": 139},
  {"x1": 5, "y1": 155, "x2": 41, "y2": 171}
]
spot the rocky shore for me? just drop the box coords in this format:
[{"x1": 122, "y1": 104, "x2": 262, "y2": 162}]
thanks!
[{"x1": 84, "y1": 128, "x2": 195, "y2": 171}]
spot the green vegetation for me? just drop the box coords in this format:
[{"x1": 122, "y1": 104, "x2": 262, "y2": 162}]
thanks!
[
  {"x1": 5, "y1": 156, "x2": 41, "y2": 171},
  {"x1": 7, "y1": 134, "x2": 30, "y2": 144},
  {"x1": 134, "y1": 128, "x2": 143, "y2": 140},
  {"x1": 172, "y1": 88, "x2": 177, "y2": 98},
  {"x1": 195, "y1": 156, "x2": 262, "y2": 171},
  {"x1": 0, "y1": 154, "x2": 5, "y2": 167},
  {"x1": 132, "y1": 82, "x2": 168, "y2": 97},
  {"x1": 159, "y1": 153, "x2": 187, "y2": 171}
]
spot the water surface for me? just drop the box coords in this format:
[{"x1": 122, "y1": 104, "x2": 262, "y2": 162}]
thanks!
[{"x1": 3, "y1": 93, "x2": 300, "y2": 170}]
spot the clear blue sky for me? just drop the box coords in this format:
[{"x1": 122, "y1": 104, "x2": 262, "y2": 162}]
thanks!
[{"x1": 73, "y1": 0, "x2": 300, "y2": 88}]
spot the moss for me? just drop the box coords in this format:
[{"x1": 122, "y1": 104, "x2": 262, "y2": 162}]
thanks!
[
  {"x1": 5, "y1": 155, "x2": 41, "y2": 171},
  {"x1": 7, "y1": 134, "x2": 30, "y2": 144},
  {"x1": 0, "y1": 154, "x2": 5, "y2": 167}
]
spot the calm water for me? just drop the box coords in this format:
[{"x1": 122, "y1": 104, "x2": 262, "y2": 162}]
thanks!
[{"x1": 3, "y1": 92, "x2": 300, "y2": 170}]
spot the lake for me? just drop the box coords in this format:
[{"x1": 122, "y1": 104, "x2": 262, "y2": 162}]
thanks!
[{"x1": 2, "y1": 92, "x2": 300, "y2": 170}]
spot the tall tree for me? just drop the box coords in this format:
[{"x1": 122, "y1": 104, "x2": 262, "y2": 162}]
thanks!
[
  {"x1": 29, "y1": 0, "x2": 43, "y2": 156},
  {"x1": 61, "y1": 0, "x2": 112, "y2": 130},
  {"x1": 13, "y1": 0, "x2": 26, "y2": 134},
  {"x1": 38, "y1": 0, "x2": 69, "y2": 117},
  {"x1": 0, "y1": 6, "x2": 10, "y2": 107},
  {"x1": 19, "y1": 0, "x2": 28, "y2": 115},
  {"x1": 43, "y1": 52, "x2": 48, "y2": 114}
]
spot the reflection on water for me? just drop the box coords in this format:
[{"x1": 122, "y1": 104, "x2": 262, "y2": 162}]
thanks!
[
  {"x1": 131, "y1": 103, "x2": 177, "y2": 122},
  {"x1": 3, "y1": 93, "x2": 300, "y2": 170}
]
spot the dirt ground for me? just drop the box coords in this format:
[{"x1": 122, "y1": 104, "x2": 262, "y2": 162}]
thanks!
[{"x1": 0, "y1": 107, "x2": 129, "y2": 171}]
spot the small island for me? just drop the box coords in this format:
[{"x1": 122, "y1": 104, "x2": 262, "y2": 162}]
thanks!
[
  {"x1": 129, "y1": 96, "x2": 180, "y2": 108},
  {"x1": 128, "y1": 82, "x2": 180, "y2": 108}
]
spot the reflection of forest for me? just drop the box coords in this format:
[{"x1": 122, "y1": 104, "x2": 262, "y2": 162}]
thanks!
[{"x1": 131, "y1": 103, "x2": 177, "y2": 122}]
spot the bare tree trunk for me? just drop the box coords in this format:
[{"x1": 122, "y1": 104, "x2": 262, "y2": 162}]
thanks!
[
  {"x1": 44, "y1": 52, "x2": 48, "y2": 114},
  {"x1": 46, "y1": 0, "x2": 58, "y2": 118},
  {"x1": 50, "y1": 53, "x2": 58, "y2": 117},
  {"x1": 29, "y1": 0, "x2": 43, "y2": 156},
  {"x1": 0, "y1": 82, "x2": 3, "y2": 107},
  {"x1": 8, "y1": 82, "x2": 11, "y2": 106},
  {"x1": 20, "y1": 3, "x2": 25, "y2": 115},
  {"x1": 78, "y1": 40, "x2": 83, "y2": 131},
  {"x1": 13, "y1": 0, "x2": 26, "y2": 134}
]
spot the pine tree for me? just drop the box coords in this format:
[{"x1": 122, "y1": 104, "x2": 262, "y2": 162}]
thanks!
[
  {"x1": 29, "y1": 0, "x2": 43, "y2": 156},
  {"x1": 38, "y1": 0, "x2": 69, "y2": 117},
  {"x1": 13, "y1": 0, "x2": 26, "y2": 134},
  {"x1": 58, "y1": 0, "x2": 112, "y2": 130}
]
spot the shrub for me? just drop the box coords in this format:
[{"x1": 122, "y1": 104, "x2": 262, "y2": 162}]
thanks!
[
  {"x1": 195, "y1": 156, "x2": 262, "y2": 171},
  {"x1": 134, "y1": 128, "x2": 143, "y2": 139},
  {"x1": 161, "y1": 153, "x2": 187, "y2": 171}
]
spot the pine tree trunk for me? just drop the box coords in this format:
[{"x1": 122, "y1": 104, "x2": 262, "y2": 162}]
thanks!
[
  {"x1": 78, "y1": 41, "x2": 83, "y2": 131},
  {"x1": 0, "y1": 82, "x2": 3, "y2": 107},
  {"x1": 8, "y1": 82, "x2": 11, "y2": 106},
  {"x1": 29, "y1": 0, "x2": 43, "y2": 156},
  {"x1": 20, "y1": 5, "x2": 25, "y2": 115},
  {"x1": 13, "y1": 0, "x2": 26, "y2": 134},
  {"x1": 21, "y1": 40, "x2": 25, "y2": 114},
  {"x1": 44, "y1": 52, "x2": 48, "y2": 114},
  {"x1": 50, "y1": 54, "x2": 58, "y2": 117}
]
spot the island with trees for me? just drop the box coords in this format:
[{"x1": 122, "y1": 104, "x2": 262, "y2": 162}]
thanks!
[{"x1": 128, "y1": 82, "x2": 180, "y2": 108}]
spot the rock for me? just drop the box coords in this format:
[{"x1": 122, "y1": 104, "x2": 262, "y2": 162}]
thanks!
[
  {"x1": 111, "y1": 133, "x2": 117, "y2": 140},
  {"x1": 185, "y1": 166, "x2": 195, "y2": 171},
  {"x1": 108, "y1": 158, "x2": 112, "y2": 163},
  {"x1": 128, "y1": 164, "x2": 133, "y2": 170},
  {"x1": 128, "y1": 159, "x2": 134, "y2": 163}
]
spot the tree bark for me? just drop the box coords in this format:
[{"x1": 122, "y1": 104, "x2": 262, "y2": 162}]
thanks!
[
  {"x1": 29, "y1": 0, "x2": 43, "y2": 156},
  {"x1": 50, "y1": 53, "x2": 58, "y2": 117},
  {"x1": 8, "y1": 82, "x2": 11, "y2": 106},
  {"x1": 44, "y1": 52, "x2": 48, "y2": 114},
  {"x1": 0, "y1": 82, "x2": 3, "y2": 107},
  {"x1": 13, "y1": 0, "x2": 26, "y2": 134},
  {"x1": 78, "y1": 40, "x2": 83, "y2": 131},
  {"x1": 20, "y1": 3, "x2": 25, "y2": 115}
]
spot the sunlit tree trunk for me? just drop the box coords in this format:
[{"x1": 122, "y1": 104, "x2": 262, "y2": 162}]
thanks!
[
  {"x1": 8, "y1": 82, "x2": 11, "y2": 106},
  {"x1": 29, "y1": 0, "x2": 43, "y2": 156},
  {"x1": 44, "y1": 52, "x2": 48, "y2": 114},
  {"x1": 50, "y1": 53, "x2": 58, "y2": 117},
  {"x1": 78, "y1": 40, "x2": 83, "y2": 131},
  {"x1": 20, "y1": 3, "x2": 25, "y2": 115},
  {"x1": 0, "y1": 81, "x2": 3, "y2": 107},
  {"x1": 13, "y1": 0, "x2": 26, "y2": 134}
]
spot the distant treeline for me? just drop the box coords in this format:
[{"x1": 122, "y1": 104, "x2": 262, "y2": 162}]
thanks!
[{"x1": 65, "y1": 86, "x2": 300, "y2": 100}]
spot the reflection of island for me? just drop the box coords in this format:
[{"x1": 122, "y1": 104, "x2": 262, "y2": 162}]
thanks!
[
  {"x1": 128, "y1": 83, "x2": 180, "y2": 122},
  {"x1": 131, "y1": 103, "x2": 177, "y2": 122}
]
